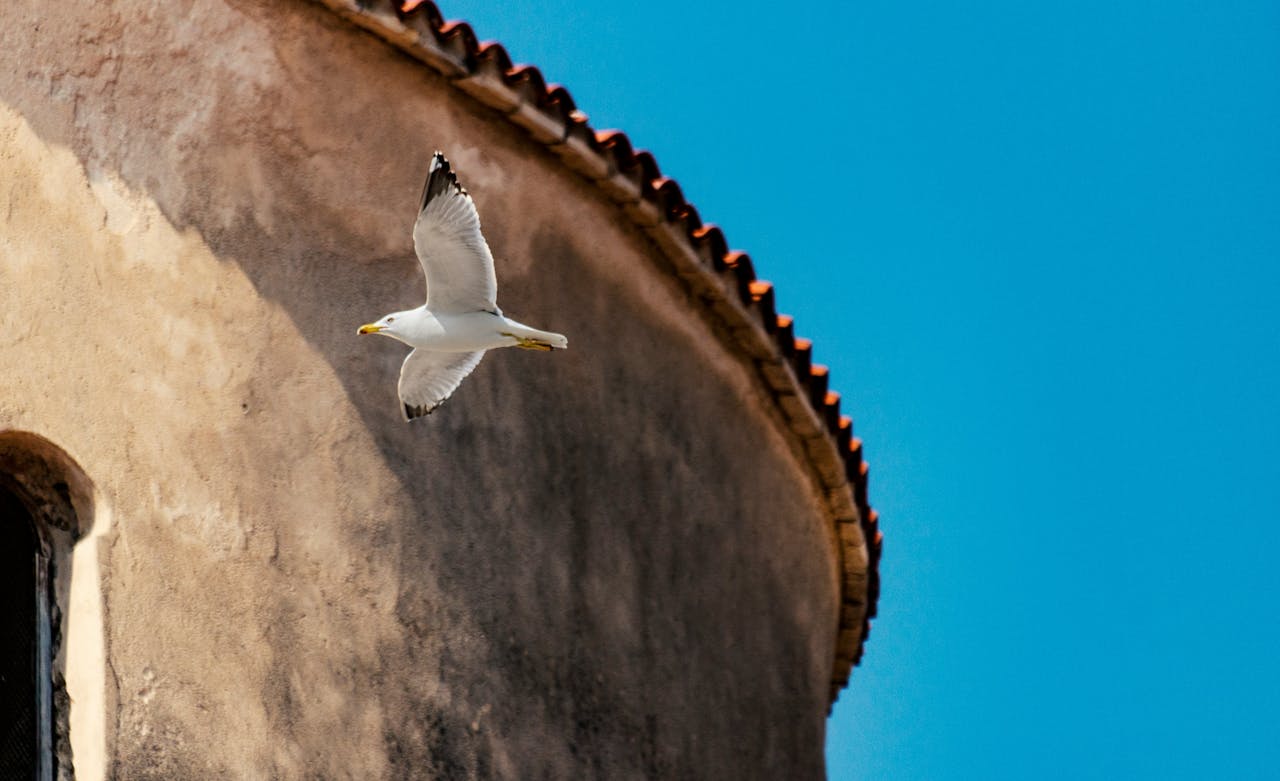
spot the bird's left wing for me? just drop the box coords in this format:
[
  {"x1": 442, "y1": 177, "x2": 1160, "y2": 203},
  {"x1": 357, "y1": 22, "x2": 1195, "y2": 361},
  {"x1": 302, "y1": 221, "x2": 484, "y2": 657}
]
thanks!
[
  {"x1": 412, "y1": 153, "x2": 500, "y2": 314},
  {"x1": 398, "y1": 348, "x2": 486, "y2": 420}
]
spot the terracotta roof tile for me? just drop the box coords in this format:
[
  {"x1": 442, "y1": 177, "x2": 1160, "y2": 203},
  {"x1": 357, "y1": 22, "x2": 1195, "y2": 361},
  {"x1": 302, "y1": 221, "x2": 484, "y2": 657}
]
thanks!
[
  {"x1": 317, "y1": 0, "x2": 881, "y2": 705},
  {"x1": 689, "y1": 224, "x2": 728, "y2": 267},
  {"x1": 430, "y1": 21, "x2": 479, "y2": 74}
]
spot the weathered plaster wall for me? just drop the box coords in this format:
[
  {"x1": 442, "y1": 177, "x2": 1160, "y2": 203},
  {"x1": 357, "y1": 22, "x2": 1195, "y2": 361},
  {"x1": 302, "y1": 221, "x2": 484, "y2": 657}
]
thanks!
[{"x1": 1, "y1": 1, "x2": 840, "y2": 778}]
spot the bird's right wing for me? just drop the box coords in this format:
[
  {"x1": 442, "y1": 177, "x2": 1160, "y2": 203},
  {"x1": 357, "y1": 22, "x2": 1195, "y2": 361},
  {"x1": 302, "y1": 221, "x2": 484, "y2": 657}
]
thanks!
[
  {"x1": 398, "y1": 348, "x2": 486, "y2": 420},
  {"x1": 412, "y1": 153, "x2": 500, "y2": 314}
]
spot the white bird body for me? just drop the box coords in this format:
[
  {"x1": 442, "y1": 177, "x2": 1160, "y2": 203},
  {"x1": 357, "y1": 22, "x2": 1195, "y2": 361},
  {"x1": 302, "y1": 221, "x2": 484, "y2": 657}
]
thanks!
[
  {"x1": 375, "y1": 308, "x2": 568, "y2": 353},
  {"x1": 358, "y1": 152, "x2": 567, "y2": 420}
]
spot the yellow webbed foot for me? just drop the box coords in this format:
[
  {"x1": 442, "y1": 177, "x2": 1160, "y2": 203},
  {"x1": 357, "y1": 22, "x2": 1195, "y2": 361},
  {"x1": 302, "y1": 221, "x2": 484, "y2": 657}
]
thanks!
[
  {"x1": 516, "y1": 337, "x2": 553, "y2": 351},
  {"x1": 501, "y1": 332, "x2": 554, "y2": 351}
]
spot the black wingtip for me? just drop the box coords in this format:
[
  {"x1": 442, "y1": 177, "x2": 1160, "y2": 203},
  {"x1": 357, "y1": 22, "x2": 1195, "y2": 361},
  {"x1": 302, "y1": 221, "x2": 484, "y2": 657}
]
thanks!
[
  {"x1": 403, "y1": 400, "x2": 443, "y2": 421},
  {"x1": 419, "y1": 151, "x2": 466, "y2": 213}
]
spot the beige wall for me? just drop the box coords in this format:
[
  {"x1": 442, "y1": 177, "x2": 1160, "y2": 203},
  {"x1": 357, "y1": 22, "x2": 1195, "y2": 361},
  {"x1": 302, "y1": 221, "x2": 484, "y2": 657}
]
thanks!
[{"x1": 1, "y1": 1, "x2": 841, "y2": 777}]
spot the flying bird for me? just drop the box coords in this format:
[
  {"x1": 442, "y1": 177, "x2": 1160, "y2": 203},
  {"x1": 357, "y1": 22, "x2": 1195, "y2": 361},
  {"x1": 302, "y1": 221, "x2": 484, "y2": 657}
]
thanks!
[{"x1": 358, "y1": 152, "x2": 567, "y2": 420}]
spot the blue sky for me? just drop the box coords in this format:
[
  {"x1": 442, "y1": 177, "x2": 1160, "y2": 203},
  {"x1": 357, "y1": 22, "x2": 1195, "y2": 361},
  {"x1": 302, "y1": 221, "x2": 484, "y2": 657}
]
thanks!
[{"x1": 437, "y1": 2, "x2": 1280, "y2": 777}]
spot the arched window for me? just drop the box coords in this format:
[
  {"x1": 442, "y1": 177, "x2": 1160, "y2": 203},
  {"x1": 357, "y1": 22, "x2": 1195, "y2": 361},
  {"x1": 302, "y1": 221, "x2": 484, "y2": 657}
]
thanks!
[
  {"x1": 0, "y1": 487, "x2": 54, "y2": 781},
  {"x1": 0, "y1": 432, "x2": 95, "y2": 781}
]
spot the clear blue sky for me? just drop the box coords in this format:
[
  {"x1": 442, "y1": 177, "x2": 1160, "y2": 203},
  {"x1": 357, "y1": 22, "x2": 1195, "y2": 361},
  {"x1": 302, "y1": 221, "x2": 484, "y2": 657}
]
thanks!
[{"x1": 438, "y1": 2, "x2": 1280, "y2": 777}]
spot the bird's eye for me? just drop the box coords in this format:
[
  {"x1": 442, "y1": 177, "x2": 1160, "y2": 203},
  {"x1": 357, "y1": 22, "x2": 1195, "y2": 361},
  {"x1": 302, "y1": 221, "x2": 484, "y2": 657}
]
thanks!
[{"x1": 386, "y1": 317, "x2": 395, "y2": 323}]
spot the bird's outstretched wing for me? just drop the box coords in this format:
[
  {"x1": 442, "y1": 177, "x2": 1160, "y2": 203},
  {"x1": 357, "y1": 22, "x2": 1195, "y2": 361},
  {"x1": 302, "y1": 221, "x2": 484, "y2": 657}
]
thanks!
[
  {"x1": 412, "y1": 152, "x2": 500, "y2": 314},
  {"x1": 398, "y1": 349, "x2": 486, "y2": 420}
]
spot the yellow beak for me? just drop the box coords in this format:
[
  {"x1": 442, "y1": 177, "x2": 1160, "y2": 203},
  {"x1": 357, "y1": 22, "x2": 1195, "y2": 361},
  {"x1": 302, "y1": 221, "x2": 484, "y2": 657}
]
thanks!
[{"x1": 357, "y1": 323, "x2": 383, "y2": 335}]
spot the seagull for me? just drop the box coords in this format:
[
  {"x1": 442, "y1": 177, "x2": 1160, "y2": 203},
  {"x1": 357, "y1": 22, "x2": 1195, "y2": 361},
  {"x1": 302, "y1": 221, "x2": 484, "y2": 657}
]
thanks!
[{"x1": 358, "y1": 152, "x2": 567, "y2": 420}]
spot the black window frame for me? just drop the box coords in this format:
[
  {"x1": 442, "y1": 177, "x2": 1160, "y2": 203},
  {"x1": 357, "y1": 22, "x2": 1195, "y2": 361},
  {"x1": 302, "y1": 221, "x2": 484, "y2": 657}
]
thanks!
[{"x1": 1, "y1": 487, "x2": 55, "y2": 781}]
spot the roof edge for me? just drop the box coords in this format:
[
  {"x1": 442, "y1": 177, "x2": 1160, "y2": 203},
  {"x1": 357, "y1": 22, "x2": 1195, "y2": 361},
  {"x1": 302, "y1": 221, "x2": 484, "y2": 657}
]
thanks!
[{"x1": 310, "y1": 0, "x2": 881, "y2": 704}]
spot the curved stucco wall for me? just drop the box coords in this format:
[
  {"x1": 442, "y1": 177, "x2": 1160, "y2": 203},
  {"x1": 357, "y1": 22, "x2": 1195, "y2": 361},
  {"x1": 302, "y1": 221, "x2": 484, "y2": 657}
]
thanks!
[{"x1": 1, "y1": 1, "x2": 841, "y2": 778}]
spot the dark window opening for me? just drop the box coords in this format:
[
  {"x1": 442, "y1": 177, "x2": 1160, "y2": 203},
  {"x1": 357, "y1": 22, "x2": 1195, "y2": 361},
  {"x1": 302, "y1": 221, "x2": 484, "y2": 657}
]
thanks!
[{"x1": 0, "y1": 488, "x2": 47, "y2": 780}]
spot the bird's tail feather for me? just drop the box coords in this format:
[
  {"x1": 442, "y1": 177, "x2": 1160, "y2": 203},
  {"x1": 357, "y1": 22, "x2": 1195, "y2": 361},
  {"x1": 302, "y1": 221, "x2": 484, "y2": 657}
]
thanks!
[
  {"x1": 527, "y1": 328, "x2": 568, "y2": 350},
  {"x1": 514, "y1": 327, "x2": 567, "y2": 350},
  {"x1": 502, "y1": 320, "x2": 568, "y2": 350}
]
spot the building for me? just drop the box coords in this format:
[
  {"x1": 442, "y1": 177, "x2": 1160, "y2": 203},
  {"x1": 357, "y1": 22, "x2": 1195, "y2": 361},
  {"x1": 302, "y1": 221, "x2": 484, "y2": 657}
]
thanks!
[{"x1": 0, "y1": 0, "x2": 880, "y2": 777}]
